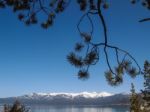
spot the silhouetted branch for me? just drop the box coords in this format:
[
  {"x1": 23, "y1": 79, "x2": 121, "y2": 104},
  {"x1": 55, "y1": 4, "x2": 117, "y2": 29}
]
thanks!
[
  {"x1": 68, "y1": 0, "x2": 142, "y2": 85},
  {"x1": 139, "y1": 18, "x2": 150, "y2": 22},
  {"x1": 97, "y1": 0, "x2": 107, "y2": 44},
  {"x1": 0, "y1": 0, "x2": 144, "y2": 86}
]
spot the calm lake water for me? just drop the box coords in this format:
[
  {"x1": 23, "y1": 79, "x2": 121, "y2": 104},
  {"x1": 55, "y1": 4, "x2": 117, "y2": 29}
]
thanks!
[{"x1": 0, "y1": 105, "x2": 129, "y2": 112}]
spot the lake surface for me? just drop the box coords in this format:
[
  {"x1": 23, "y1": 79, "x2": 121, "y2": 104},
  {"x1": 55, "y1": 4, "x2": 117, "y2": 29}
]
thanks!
[{"x1": 0, "y1": 105, "x2": 129, "y2": 112}]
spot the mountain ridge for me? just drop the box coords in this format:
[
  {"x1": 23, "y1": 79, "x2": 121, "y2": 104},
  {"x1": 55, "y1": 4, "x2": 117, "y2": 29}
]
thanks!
[
  {"x1": 22, "y1": 91, "x2": 113, "y2": 98},
  {"x1": 0, "y1": 92, "x2": 130, "y2": 106}
]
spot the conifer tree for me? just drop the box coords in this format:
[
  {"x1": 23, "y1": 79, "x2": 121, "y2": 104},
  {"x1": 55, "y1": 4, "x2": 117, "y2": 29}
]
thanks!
[
  {"x1": 3, "y1": 101, "x2": 29, "y2": 112},
  {"x1": 141, "y1": 60, "x2": 150, "y2": 112},
  {"x1": 130, "y1": 83, "x2": 141, "y2": 112}
]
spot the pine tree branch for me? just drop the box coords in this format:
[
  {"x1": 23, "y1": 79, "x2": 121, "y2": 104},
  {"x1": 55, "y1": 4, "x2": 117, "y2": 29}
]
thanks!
[{"x1": 139, "y1": 18, "x2": 150, "y2": 22}]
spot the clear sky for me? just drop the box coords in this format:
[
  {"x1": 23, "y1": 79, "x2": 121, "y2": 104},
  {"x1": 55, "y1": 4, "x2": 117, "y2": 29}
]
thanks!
[{"x1": 0, "y1": 0, "x2": 149, "y2": 98}]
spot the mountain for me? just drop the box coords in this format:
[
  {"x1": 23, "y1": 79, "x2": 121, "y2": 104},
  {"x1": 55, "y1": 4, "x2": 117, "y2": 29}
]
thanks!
[{"x1": 0, "y1": 92, "x2": 130, "y2": 106}]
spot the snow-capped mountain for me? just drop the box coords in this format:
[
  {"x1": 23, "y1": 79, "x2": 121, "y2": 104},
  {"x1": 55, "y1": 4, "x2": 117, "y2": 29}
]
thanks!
[
  {"x1": 22, "y1": 92, "x2": 113, "y2": 99},
  {"x1": 0, "y1": 92, "x2": 130, "y2": 106}
]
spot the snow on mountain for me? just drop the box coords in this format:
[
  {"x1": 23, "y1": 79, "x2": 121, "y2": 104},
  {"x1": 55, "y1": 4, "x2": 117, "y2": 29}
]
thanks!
[
  {"x1": 22, "y1": 92, "x2": 113, "y2": 99},
  {"x1": 0, "y1": 92, "x2": 130, "y2": 105}
]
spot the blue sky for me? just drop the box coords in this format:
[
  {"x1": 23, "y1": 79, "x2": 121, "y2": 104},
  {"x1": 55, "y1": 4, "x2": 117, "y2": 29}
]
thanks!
[{"x1": 0, "y1": 0, "x2": 149, "y2": 98}]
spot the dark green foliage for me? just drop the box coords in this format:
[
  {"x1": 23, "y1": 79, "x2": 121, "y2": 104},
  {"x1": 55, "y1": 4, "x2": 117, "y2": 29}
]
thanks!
[
  {"x1": 77, "y1": 0, "x2": 87, "y2": 11},
  {"x1": 143, "y1": 60, "x2": 150, "y2": 75},
  {"x1": 0, "y1": 0, "x2": 69, "y2": 28},
  {"x1": 84, "y1": 51, "x2": 98, "y2": 65},
  {"x1": 0, "y1": 1, "x2": 5, "y2": 8},
  {"x1": 142, "y1": 0, "x2": 150, "y2": 9},
  {"x1": 18, "y1": 13, "x2": 25, "y2": 20},
  {"x1": 67, "y1": 52, "x2": 84, "y2": 68},
  {"x1": 131, "y1": 0, "x2": 136, "y2": 4},
  {"x1": 105, "y1": 70, "x2": 117, "y2": 86},
  {"x1": 80, "y1": 32, "x2": 91, "y2": 43},
  {"x1": 67, "y1": 38, "x2": 99, "y2": 80},
  {"x1": 89, "y1": 0, "x2": 96, "y2": 10},
  {"x1": 0, "y1": 0, "x2": 149, "y2": 26},
  {"x1": 131, "y1": 0, "x2": 150, "y2": 9},
  {"x1": 75, "y1": 43, "x2": 84, "y2": 52},
  {"x1": 129, "y1": 61, "x2": 150, "y2": 112},
  {"x1": 67, "y1": 0, "x2": 142, "y2": 85},
  {"x1": 78, "y1": 69, "x2": 89, "y2": 80},
  {"x1": 115, "y1": 64, "x2": 124, "y2": 75},
  {"x1": 102, "y1": 2, "x2": 109, "y2": 9},
  {"x1": 127, "y1": 67, "x2": 139, "y2": 78},
  {"x1": 105, "y1": 73, "x2": 123, "y2": 86},
  {"x1": 0, "y1": 0, "x2": 148, "y2": 86},
  {"x1": 130, "y1": 83, "x2": 141, "y2": 112},
  {"x1": 77, "y1": 0, "x2": 109, "y2": 11},
  {"x1": 0, "y1": 0, "x2": 112, "y2": 28},
  {"x1": 141, "y1": 60, "x2": 150, "y2": 112},
  {"x1": 105, "y1": 60, "x2": 140, "y2": 86},
  {"x1": 3, "y1": 101, "x2": 29, "y2": 112}
]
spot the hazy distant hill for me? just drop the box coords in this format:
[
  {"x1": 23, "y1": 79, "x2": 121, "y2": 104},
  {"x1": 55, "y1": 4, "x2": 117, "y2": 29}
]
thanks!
[{"x1": 0, "y1": 92, "x2": 130, "y2": 106}]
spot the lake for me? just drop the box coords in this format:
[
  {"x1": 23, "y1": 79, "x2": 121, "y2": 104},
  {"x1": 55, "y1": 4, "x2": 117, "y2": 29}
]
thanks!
[{"x1": 0, "y1": 105, "x2": 129, "y2": 112}]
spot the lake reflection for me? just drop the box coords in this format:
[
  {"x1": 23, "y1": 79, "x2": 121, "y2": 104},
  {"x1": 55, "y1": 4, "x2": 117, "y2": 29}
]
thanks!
[{"x1": 30, "y1": 105, "x2": 129, "y2": 112}]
